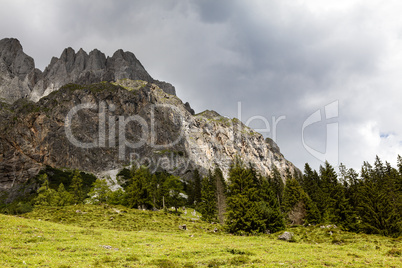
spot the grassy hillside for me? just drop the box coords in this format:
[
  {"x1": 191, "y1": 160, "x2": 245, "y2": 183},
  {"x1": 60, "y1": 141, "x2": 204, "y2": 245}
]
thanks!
[{"x1": 0, "y1": 205, "x2": 400, "y2": 267}]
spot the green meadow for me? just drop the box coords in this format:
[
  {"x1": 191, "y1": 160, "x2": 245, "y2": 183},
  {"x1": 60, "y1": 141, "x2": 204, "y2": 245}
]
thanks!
[{"x1": 0, "y1": 205, "x2": 400, "y2": 267}]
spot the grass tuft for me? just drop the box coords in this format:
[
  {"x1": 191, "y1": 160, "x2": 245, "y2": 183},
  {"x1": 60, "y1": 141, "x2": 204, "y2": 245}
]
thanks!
[{"x1": 386, "y1": 248, "x2": 401, "y2": 257}]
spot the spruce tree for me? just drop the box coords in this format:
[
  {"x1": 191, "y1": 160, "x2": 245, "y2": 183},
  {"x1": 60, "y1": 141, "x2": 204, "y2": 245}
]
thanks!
[
  {"x1": 88, "y1": 178, "x2": 111, "y2": 204},
  {"x1": 126, "y1": 167, "x2": 153, "y2": 209},
  {"x1": 268, "y1": 166, "x2": 284, "y2": 206},
  {"x1": 70, "y1": 170, "x2": 84, "y2": 204},
  {"x1": 214, "y1": 167, "x2": 227, "y2": 224},
  {"x1": 259, "y1": 178, "x2": 285, "y2": 233},
  {"x1": 318, "y1": 162, "x2": 339, "y2": 222},
  {"x1": 193, "y1": 169, "x2": 202, "y2": 205},
  {"x1": 34, "y1": 174, "x2": 56, "y2": 206},
  {"x1": 356, "y1": 157, "x2": 402, "y2": 236},
  {"x1": 225, "y1": 158, "x2": 266, "y2": 234},
  {"x1": 186, "y1": 169, "x2": 202, "y2": 208},
  {"x1": 200, "y1": 170, "x2": 218, "y2": 222},
  {"x1": 282, "y1": 178, "x2": 307, "y2": 225},
  {"x1": 54, "y1": 183, "x2": 74, "y2": 206},
  {"x1": 397, "y1": 155, "x2": 402, "y2": 176},
  {"x1": 301, "y1": 163, "x2": 322, "y2": 223},
  {"x1": 163, "y1": 175, "x2": 186, "y2": 212}
]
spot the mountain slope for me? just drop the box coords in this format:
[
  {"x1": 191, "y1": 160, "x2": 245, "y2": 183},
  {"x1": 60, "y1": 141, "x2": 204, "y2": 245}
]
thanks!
[
  {"x1": 0, "y1": 39, "x2": 298, "y2": 202},
  {"x1": 0, "y1": 80, "x2": 297, "y2": 200}
]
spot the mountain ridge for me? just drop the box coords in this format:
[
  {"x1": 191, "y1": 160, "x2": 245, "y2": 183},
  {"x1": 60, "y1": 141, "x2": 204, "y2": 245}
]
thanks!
[
  {"x1": 0, "y1": 38, "x2": 299, "y2": 202},
  {"x1": 0, "y1": 38, "x2": 175, "y2": 104}
]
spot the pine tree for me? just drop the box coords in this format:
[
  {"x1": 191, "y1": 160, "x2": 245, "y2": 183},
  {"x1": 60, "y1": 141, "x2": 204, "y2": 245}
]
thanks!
[
  {"x1": 225, "y1": 158, "x2": 266, "y2": 234},
  {"x1": 34, "y1": 174, "x2": 56, "y2": 206},
  {"x1": 193, "y1": 169, "x2": 202, "y2": 205},
  {"x1": 337, "y1": 163, "x2": 359, "y2": 231},
  {"x1": 268, "y1": 166, "x2": 284, "y2": 206},
  {"x1": 281, "y1": 176, "x2": 320, "y2": 225},
  {"x1": 154, "y1": 171, "x2": 170, "y2": 209},
  {"x1": 300, "y1": 163, "x2": 322, "y2": 223},
  {"x1": 186, "y1": 178, "x2": 195, "y2": 207},
  {"x1": 199, "y1": 170, "x2": 218, "y2": 222},
  {"x1": 126, "y1": 167, "x2": 153, "y2": 209},
  {"x1": 318, "y1": 162, "x2": 339, "y2": 222},
  {"x1": 54, "y1": 183, "x2": 74, "y2": 206},
  {"x1": 88, "y1": 178, "x2": 111, "y2": 204},
  {"x1": 163, "y1": 175, "x2": 186, "y2": 212},
  {"x1": 259, "y1": 178, "x2": 285, "y2": 233},
  {"x1": 70, "y1": 170, "x2": 84, "y2": 204},
  {"x1": 397, "y1": 155, "x2": 402, "y2": 176},
  {"x1": 282, "y1": 178, "x2": 306, "y2": 225},
  {"x1": 356, "y1": 156, "x2": 402, "y2": 236},
  {"x1": 107, "y1": 188, "x2": 126, "y2": 206},
  {"x1": 214, "y1": 167, "x2": 227, "y2": 224}
]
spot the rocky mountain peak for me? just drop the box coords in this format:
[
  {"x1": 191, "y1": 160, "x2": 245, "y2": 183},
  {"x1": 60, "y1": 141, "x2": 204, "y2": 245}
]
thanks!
[
  {"x1": 0, "y1": 38, "x2": 35, "y2": 78},
  {"x1": 0, "y1": 38, "x2": 23, "y2": 64},
  {"x1": 0, "y1": 38, "x2": 176, "y2": 103},
  {"x1": 0, "y1": 38, "x2": 37, "y2": 102}
]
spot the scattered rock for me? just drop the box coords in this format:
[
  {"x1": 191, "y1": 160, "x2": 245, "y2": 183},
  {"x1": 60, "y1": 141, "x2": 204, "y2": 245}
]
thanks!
[
  {"x1": 320, "y1": 224, "x2": 337, "y2": 229},
  {"x1": 278, "y1": 231, "x2": 294, "y2": 241}
]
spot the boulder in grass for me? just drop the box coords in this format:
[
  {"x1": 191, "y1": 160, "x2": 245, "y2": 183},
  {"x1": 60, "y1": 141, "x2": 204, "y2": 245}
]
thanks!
[{"x1": 278, "y1": 231, "x2": 293, "y2": 241}]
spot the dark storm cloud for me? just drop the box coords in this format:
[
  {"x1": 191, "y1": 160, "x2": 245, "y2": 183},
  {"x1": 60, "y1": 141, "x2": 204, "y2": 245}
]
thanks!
[{"x1": 191, "y1": 0, "x2": 238, "y2": 23}]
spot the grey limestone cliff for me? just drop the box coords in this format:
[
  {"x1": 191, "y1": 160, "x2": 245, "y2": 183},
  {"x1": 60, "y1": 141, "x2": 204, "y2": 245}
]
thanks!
[
  {"x1": 0, "y1": 80, "x2": 298, "y2": 202},
  {"x1": 0, "y1": 38, "x2": 40, "y2": 103},
  {"x1": 0, "y1": 39, "x2": 299, "y2": 203},
  {"x1": 0, "y1": 38, "x2": 175, "y2": 104}
]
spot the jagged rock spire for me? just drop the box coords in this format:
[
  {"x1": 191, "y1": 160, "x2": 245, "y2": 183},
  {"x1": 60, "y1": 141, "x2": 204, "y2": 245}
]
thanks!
[{"x1": 0, "y1": 38, "x2": 176, "y2": 103}]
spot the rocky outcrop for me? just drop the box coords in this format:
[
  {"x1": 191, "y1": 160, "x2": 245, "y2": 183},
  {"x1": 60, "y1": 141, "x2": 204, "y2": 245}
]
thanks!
[
  {"x1": 0, "y1": 80, "x2": 298, "y2": 202},
  {"x1": 0, "y1": 38, "x2": 175, "y2": 104},
  {"x1": 0, "y1": 38, "x2": 41, "y2": 103}
]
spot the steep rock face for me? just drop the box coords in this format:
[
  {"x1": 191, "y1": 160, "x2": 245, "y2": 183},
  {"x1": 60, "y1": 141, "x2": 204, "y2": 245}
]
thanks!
[
  {"x1": 0, "y1": 38, "x2": 175, "y2": 103},
  {"x1": 0, "y1": 38, "x2": 40, "y2": 103},
  {"x1": 0, "y1": 39, "x2": 299, "y2": 202},
  {"x1": 0, "y1": 80, "x2": 298, "y2": 201}
]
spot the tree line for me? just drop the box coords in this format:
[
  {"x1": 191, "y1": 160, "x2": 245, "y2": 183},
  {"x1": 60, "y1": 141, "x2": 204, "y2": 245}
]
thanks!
[
  {"x1": 191, "y1": 155, "x2": 402, "y2": 237},
  {"x1": 9, "y1": 155, "x2": 402, "y2": 237}
]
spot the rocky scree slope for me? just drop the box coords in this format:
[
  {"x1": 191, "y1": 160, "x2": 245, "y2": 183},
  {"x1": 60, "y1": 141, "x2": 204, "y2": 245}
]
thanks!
[{"x1": 0, "y1": 38, "x2": 175, "y2": 104}]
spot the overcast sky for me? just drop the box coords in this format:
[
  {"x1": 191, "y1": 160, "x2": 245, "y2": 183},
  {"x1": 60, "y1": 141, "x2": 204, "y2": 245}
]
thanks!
[{"x1": 1, "y1": 0, "x2": 402, "y2": 172}]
